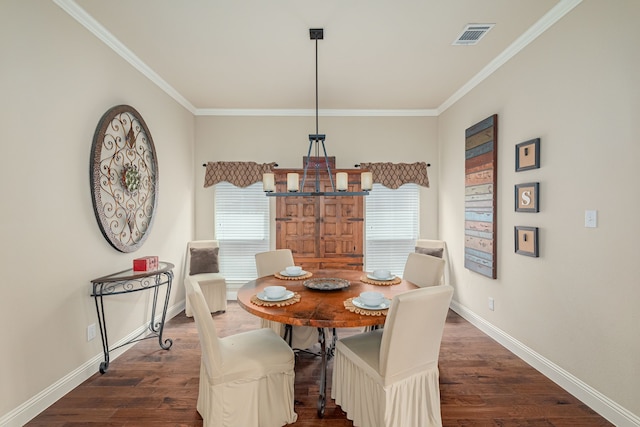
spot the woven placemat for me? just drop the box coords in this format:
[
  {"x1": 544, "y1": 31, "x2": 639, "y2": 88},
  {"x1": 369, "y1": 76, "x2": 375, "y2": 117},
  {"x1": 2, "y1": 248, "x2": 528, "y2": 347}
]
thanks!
[
  {"x1": 344, "y1": 297, "x2": 388, "y2": 316},
  {"x1": 274, "y1": 271, "x2": 313, "y2": 281},
  {"x1": 250, "y1": 293, "x2": 301, "y2": 307},
  {"x1": 360, "y1": 275, "x2": 401, "y2": 286}
]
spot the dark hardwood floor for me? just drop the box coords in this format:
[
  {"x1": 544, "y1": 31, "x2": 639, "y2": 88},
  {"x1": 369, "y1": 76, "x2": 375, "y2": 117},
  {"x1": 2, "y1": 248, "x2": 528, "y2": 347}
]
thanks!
[{"x1": 27, "y1": 302, "x2": 612, "y2": 426}]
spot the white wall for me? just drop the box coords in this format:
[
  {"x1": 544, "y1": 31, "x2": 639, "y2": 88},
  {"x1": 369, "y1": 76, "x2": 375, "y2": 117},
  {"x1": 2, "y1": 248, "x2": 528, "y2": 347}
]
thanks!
[
  {"x1": 438, "y1": 0, "x2": 639, "y2": 421},
  {"x1": 0, "y1": 1, "x2": 194, "y2": 423},
  {"x1": 194, "y1": 115, "x2": 440, "y2": 242}
]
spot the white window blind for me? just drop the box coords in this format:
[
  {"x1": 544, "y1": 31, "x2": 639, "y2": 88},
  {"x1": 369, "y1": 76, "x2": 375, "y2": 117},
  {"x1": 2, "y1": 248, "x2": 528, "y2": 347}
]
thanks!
[
  {"x1": 365, "y1": 183, "x2": 419, "y2": 277},
  {"x1": 214, "y1": 182, "x2": 270, "y2": 285}
]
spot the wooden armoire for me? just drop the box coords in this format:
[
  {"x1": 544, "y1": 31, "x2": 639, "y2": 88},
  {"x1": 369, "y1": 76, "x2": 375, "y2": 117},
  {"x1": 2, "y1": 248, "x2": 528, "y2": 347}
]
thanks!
[{"x1": 273, "y1": 166, "x2": 365, "y2": 270}]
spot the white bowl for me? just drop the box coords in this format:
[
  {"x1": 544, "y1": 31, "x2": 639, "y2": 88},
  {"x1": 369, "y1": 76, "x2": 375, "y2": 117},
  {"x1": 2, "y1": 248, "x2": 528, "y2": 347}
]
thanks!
[
  {"x1": 373, "y1": 269, "x2": 391, "y2": 280},
  {"x1": 359, "y1": 291, "x2": 385, "y2": 307},
  {"x1": 264, "y1": 285, "x2": 287, "y2": 299},
  {"x1": 285, "y1": 266, "x2": 302, "y2": 276}
]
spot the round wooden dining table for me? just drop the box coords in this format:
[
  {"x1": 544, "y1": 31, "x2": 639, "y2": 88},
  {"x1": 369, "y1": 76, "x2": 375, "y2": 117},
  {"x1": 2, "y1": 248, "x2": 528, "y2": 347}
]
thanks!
[{"x1": 236, "y1": 268, "x2": 418, "y2": 417}]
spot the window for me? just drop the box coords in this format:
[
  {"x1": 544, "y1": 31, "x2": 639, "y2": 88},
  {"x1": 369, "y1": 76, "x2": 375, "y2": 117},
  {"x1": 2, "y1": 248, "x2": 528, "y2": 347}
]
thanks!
[
  {"x1": 214, "y1": 182, "x2": 270, "y2": 286},
  {"x1": 365, "y1": 183, "x2": 419, "y2": 277}
]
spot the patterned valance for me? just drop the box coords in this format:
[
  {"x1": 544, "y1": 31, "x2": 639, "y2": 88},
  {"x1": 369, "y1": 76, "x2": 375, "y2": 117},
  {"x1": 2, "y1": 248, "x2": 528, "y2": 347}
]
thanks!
[
  {"x1": 359, "y1": 162, "x2": 429, "y2": 189},
  {"x1": 203, "y1": 161, "x2": 276, "y2": 188}
]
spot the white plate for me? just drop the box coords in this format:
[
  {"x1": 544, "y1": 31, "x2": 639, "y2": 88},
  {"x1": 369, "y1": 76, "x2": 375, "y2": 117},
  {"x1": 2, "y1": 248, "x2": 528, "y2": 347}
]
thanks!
[
  {"x1": 279, "y1": 270, "x2": 308, "y2": 277},
  {"x1": 367, "y1": 273, "x2": 395, "y2": 281},
  {"x1": 352, "y1": 297, "x2": 391, "y2": 310},
  {"x1": 257, "y1": 290, "x2": 295, "y2": 302}
]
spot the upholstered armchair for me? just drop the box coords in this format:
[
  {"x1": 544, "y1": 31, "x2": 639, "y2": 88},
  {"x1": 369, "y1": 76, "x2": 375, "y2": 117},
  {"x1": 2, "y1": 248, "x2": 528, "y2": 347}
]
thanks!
[{"x1": 184, "y1": 240, "x2": 227, "y2": 317}]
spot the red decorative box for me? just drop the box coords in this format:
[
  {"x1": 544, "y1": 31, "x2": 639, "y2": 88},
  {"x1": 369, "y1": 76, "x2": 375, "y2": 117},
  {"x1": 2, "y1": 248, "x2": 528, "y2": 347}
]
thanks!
[{"x1": 133, "y1": 256, "x2": 159, "y2": 272}]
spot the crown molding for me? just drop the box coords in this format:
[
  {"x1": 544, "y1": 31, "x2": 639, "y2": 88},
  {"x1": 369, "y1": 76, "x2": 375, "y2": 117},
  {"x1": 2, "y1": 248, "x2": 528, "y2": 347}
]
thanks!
[
  {"x1": 54, "y1": 0, "x2": 581, "y2": 118},
  {"x1": 52, "y1": 0, "x2": 197, "y2": 114},
  {"x1": 194, "y1": 108, "x2": 438, "y2": 117},
  {"x1": 437, "y1": 0, "x2": 582, "y2": 114}
]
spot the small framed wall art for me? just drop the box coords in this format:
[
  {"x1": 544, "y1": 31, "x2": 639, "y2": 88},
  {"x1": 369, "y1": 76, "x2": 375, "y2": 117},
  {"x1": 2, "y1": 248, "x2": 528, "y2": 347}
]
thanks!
[
  {"x1": 515, "y1": 182, "x2": 539, "y2": 212},
  {"x1": 515, "y1": 138, "x2": 540, "y2": 172},
  {"x1": 515, "y1": 226, "x2": 539, "y2": 257}
]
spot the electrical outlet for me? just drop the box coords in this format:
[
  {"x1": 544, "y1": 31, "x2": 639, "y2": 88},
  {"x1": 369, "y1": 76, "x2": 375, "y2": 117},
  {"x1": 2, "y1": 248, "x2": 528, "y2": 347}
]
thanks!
[
  {"x1": 488, "y1": 297, "x2": 495, "y2": 311},
  {"x1": 87, "y1": 323, "x2": 96, "y2": 341}
]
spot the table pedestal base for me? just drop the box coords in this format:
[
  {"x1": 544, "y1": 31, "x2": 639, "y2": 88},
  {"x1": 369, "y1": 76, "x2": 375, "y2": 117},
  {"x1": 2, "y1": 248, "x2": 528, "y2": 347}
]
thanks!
[{"x1": 317, "y1": 327, "x2": 337, "y2": 418}]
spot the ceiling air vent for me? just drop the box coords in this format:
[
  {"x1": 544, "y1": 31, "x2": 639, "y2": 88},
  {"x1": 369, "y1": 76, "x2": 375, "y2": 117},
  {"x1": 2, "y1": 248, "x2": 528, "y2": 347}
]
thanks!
[{"x1": 453, "y1": 23, "x2": 495, "y2": 46}]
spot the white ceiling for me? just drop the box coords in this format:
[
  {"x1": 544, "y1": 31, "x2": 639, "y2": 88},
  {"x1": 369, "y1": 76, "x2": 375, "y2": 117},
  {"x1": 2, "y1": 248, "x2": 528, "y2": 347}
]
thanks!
[{"x1": 57, "y1": 0, "x2": 579, "y2": 115}]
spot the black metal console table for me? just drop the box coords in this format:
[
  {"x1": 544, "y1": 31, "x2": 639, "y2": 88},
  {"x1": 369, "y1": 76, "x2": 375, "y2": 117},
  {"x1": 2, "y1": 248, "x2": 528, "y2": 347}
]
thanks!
[{"x1": 91, "y1": 262, "x2": 174, "y2": 374}]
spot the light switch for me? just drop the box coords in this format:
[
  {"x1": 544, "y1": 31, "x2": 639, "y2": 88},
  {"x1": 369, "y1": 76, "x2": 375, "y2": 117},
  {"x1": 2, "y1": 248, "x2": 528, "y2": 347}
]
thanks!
[{"x1": 585, "y1": 210, "x2": 597, "y2": 228}]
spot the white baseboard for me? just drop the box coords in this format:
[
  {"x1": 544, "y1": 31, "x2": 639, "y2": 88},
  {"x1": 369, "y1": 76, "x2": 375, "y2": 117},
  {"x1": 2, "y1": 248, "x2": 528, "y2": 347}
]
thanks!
[
  {"x1": 450, "y1": 300, "x2": 640, "y2": 427},
  {"x1": 0, "y1": 301, "x2": 186, "y2": 427},
  {"x1": 9, "y1": 298, "x2": 636, "y2": 427}
]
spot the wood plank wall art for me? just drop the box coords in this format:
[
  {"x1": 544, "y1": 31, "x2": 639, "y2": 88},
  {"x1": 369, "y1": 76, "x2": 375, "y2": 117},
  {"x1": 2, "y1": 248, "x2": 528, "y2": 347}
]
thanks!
[{"x1": 465, "y1": 114, "x2": 498, "y2": 279}]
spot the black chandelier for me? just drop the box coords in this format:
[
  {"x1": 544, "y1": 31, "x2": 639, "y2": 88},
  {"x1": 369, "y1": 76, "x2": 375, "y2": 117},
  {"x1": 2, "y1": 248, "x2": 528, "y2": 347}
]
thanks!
[{"x1": 263, "y1": 28, "x2": 371, "y2": 197}]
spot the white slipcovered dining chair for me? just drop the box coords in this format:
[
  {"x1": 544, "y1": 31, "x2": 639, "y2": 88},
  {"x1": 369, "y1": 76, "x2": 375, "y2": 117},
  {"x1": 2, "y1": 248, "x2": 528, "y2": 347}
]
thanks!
[
  {"x1": 402, "y1": 251, "x2": 446, "y2": 288},
  {"x1": 331, "y1": 285, "x2": 454, "y2": 427},
  {"x1": 255, "y1": 249, "x2": 317, "y2": 350},
  {"x1": 186, "y1": 279, "x2": 297, "y2": 427},
  {"x1": 184, "y1": 240, "x2": 227, "y2": 317}
]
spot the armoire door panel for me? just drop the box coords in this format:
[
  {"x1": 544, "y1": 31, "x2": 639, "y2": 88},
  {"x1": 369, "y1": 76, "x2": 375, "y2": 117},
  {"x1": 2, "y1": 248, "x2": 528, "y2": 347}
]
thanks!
[
  {"x1": 340, "y1": 222, "x2": 354, "y2": 235},
  {"x1": 303, "y1": 239, "x2": 317, "y2": 255},
  {"x1": 303, "y1": 202, "x2": 316, "y2": 217},
  {"x1": 323, "y1": 240, "x2": 337, "y2": 255},
  {"x1": 302, "y1": 222, "x2": 316, "y2": 236},
  {"x1": 323, "y1": 204, "x2": 337, "y2": 218},
  {"x1": 275, "y1": 168, "x2": 365, "y2": 270},
  {"x1": 341, "y1": 203, "x2": 356, "y2": 217},
  {"x1": 323, "y1": 223, "x2": 337, "y2": 236}
]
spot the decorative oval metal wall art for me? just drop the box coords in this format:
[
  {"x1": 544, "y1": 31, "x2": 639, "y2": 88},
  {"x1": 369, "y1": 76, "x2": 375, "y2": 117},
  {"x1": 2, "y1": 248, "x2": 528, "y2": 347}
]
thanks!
[{"x1": 90, "y1": 105, "x2": 159, "y2": 252}]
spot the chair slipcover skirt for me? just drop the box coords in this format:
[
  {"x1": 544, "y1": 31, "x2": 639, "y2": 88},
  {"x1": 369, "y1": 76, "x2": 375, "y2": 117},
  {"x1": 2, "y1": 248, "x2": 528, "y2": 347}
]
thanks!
[
  {"x1": 188, "y1": 282, "x2": 297, "y2": 427},
  {"x1": 331, "y1": 286, "x2": 453, "y2": 427},
  {"x1": 332, "y1": 333, "x2": 442, "y2": 427},
  {"x1": 197, "y1": 329, "x2": 298, "y2": 426}
]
